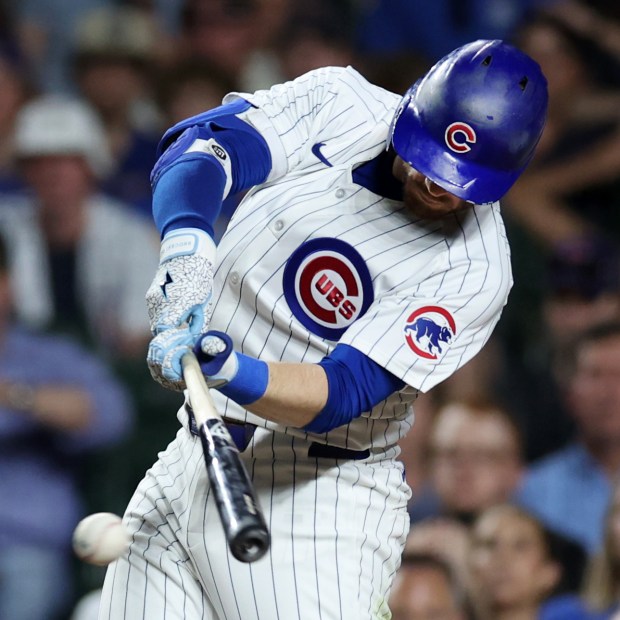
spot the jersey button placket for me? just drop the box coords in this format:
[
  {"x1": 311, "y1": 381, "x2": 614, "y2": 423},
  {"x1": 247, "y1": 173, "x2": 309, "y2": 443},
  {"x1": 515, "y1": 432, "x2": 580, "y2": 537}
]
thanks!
[{"x1": 335, "y1": 189, "x2": 345, "y2": 199}]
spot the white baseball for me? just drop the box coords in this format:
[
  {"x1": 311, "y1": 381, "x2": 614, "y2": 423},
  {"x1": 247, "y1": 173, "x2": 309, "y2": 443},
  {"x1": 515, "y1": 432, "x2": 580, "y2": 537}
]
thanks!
[{"x1": 72, "y1": 512, "x2": 130, "y2": 566}]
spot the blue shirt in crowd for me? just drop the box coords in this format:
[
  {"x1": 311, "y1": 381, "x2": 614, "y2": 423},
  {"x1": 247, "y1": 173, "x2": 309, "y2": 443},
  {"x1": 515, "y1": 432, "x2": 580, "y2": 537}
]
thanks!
[
  {"x1": 0, "y1": 327, "x2": 134, "y2": 551},
  {"x1": 516, "y1": 443, "x2": 611, "y2": 554}
]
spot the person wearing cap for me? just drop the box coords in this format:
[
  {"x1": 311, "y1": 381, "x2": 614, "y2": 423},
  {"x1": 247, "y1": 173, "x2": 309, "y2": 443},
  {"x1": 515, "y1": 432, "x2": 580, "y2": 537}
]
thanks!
[{"x1": 0, "y1": 94, "x2": 159, "y2": 360}]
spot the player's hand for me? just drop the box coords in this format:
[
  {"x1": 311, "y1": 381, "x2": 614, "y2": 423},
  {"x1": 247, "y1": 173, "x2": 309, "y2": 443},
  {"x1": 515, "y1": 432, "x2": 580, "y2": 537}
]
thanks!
[
  {"x1": 192, "y1": 331, "x2": 269, "y2": 406},
  {"x1": 146, "y1": 228, "x2": 216, "y2": 390},
  {"x1": 193, "y1": 331, "x2": 239, "y2": 388},
  {"x1": 146, "y1": 328, "x2": 194, "y2": 391}
]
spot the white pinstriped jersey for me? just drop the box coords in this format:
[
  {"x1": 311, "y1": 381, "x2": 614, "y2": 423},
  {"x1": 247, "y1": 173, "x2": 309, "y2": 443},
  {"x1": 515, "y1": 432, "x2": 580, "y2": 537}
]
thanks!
[
  {"x1": 99, "y1": 65, "x2": 513, "y2": 620},
  {"x1": 207, "y1": 66, "x2": 513, "y2": 451}
]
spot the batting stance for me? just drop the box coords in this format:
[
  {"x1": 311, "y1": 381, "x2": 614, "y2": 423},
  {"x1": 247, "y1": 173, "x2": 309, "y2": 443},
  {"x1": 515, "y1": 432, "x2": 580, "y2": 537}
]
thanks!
[{"x1": 100, "y1": 40, "x2": 547, "y2": 619}]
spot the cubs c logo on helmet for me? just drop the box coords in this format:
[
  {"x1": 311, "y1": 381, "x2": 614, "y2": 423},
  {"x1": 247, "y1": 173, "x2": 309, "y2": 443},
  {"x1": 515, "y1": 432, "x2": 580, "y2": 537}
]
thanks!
[
  {"x1": 445, "y1": 122, "x2": 476, "y2": 153},
  {"x1": 404, "y1": 306, "x2": 456, "y2": 360},
  {"x1": 283, "y1": 238, "x2": 374, "y2": 340}
]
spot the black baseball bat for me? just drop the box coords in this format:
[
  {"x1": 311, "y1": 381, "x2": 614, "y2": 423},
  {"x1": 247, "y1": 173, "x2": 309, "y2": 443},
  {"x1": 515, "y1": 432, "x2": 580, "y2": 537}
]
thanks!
[{"x1": 181, "y1": 351, "x2": 270, "y2": 563}]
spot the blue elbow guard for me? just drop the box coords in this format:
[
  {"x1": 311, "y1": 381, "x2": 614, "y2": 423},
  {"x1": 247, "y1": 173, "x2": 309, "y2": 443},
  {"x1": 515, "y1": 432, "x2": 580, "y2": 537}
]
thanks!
[
  {"x1": 303, "y1": 344, "x2": 404, "y2": 434},
  {"x1": 151, "y1": 99, "x2": 271, "y2": 236}
]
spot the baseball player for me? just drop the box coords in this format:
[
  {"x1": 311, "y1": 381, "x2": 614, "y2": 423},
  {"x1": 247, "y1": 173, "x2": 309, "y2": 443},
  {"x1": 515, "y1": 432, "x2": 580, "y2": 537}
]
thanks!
[{"x1": 99, "y1": 40, "x2": 548, "y2": 619}]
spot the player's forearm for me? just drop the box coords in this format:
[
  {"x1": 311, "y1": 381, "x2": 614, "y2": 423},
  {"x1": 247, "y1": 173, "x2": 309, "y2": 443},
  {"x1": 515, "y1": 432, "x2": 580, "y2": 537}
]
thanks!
[
  {"x1": 192, "y1": 335, "x2": 403, "y2": 432},
  {"x1": 246, "y1": 362, "x2": 328, "y2": 428}
]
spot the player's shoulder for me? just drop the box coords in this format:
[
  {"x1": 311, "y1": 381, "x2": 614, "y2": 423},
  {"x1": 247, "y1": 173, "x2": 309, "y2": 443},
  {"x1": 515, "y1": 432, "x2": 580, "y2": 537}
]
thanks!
[
  {"x1": 303, "y1": 64, "x2": 400, "y2": 106},
  {"x1": 237, "y1": 65, "x2": 400, "y2": 114},
  {"x1": 332, "y1": 65, "x2": 397, "y2": 95}
]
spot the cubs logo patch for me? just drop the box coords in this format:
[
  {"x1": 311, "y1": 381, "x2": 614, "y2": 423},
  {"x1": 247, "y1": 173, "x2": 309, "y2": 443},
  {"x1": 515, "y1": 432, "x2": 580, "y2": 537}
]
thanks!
[
  {"x1": 404, "y1": 306, "x2": 456, "y2": 360},
  {"x1": 283, "y1": 238, "x2": 373, "y2": 340},
  {"x1": 445, "y1": 122, "x2": 476, "y2": 153}
]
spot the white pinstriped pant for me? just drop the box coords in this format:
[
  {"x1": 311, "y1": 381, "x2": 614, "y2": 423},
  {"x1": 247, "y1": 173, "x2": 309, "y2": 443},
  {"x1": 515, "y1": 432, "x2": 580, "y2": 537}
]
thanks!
[{"x1": 99, "y1": 409, "x2": 411, "y2": 619}]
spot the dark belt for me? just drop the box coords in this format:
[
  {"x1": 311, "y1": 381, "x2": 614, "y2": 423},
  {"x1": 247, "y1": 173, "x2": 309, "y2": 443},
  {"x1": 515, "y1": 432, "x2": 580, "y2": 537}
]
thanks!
[{"x1": 186, "y1": 406, "x2": 370, "y2": 460}]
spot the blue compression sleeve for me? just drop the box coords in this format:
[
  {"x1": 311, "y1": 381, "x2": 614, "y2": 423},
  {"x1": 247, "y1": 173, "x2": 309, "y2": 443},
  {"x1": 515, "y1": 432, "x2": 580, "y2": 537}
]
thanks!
[
  {"x1": 151, "y1": 100, "x2": 272, "y2": 237},
  {"x1": 153, "y1": 153, "x2": 226, "y2": 237},
  {"x1": 304, "y1": 344, "x2": 405, "y2": 434}
]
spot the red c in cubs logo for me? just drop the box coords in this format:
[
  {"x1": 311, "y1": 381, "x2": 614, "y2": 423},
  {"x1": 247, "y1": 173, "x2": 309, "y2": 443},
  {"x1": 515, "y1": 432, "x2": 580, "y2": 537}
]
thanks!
[{"x1": 445, "y1": 122, "x2": 476, "y2": 153}]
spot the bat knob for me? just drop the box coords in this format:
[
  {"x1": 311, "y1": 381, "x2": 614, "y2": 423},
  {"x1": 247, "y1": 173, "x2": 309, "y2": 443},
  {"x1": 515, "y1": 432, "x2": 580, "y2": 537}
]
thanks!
[{"x1": 230, "y1": 524, "x2": 271, "y2": 563}]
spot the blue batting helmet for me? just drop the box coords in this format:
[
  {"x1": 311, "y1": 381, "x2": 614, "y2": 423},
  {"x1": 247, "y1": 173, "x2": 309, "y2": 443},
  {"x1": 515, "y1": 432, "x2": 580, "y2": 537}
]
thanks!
[{"x1": 390, "y1": 39, "x2": 548, "y2": 204}]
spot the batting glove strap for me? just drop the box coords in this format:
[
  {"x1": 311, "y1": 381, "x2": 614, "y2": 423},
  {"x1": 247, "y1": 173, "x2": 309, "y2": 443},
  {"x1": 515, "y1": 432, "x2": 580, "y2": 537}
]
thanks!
[
  {"x1": 159, "y1": 227, "x2": 216, "y2": 263},
  {"x1": 194, "y1": 331, "x2": 268, "y2": 405}
]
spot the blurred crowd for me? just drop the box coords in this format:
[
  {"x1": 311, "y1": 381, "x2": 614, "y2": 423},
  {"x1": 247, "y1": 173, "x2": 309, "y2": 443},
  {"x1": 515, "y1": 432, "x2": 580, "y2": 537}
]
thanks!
[{"x1": 0, "y1": 0, "x2": 618, "y2": 618}]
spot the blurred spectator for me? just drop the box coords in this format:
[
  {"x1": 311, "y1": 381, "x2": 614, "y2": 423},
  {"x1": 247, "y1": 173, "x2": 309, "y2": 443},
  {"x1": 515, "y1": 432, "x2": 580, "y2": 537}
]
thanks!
[
  {"x1": 155, "y1": 60, "x2": 240, "y2": 240},
  {"x1": 0, "y1": 44, "x2": 36, "y2": 194},
  {"x1": 0, "y1": 94, "x2": 159, "y2": 360},
  {"x1": 468, "y1": 503, "x2": 570, "y2": 620},
  {"x1": 276, "y1": 5, "x2": 357, "y2": 81},
  {"x1": 0, "y1": 230, "x2": 134, "y2": 620},
  {"x1": 517, "y1": 321, "x2": 620, "y2": 554},
  {"x1": 542, "y1": 477, "x2": 620, "y2": 618},
  {"x1": 156, "y1": 60, "x2": 237, "y2": 126},
  {"x1": 581, "y1": 479, "x2": 620, "y2": 615},
  {"x1": 505, "y1": 14, "x2": 620, "y2": 247},
  {"x1": 440, "y1": 233, "x2": 620, "y2": 462},
  {"x1": 12, "y1": 0, "x2": 109, "y2": 93},
  {"x1": 512, "y1": 235, "x2": 620, "y2": 458},
  {"x1": 72, "y1": 5, "x2": 162, "y2": 217},
  {"x1": 544, "y1": 1, "x2": 620, "y2": 75},
  {"x1": 409, "y1": 397, "x2": 525, "y2": 524},
  {"x1": 404, "y1": 517, "x2": 472, "y2": 593},
  {"x1": 354, "y1": 0, "x2": 554, "y2": 64},
  {"x1": 580, "y1": 477, "x2": 620, "y2": 617},
  {"x1": 389, "y1": 551, "x2": 471, "y2": 620},
  {"x1": 174, "y1": 0, "x2": 292, "y2": 91},
  {"x1": 360, "y1": 51, "x2": 431, "y2": 97},
  {"x1": 542, "y1": 237, "x2": 620, "y2": 382}
]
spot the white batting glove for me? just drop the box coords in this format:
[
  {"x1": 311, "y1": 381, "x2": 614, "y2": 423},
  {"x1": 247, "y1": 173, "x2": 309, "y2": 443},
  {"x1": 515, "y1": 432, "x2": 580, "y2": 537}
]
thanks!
[{"x1": 146, "y1": 228, "x2": 216, "y2": 390}]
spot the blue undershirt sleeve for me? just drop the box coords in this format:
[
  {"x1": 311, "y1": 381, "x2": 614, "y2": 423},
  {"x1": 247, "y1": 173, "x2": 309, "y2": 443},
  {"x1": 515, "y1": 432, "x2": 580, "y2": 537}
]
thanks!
[
  {"x1": 153, "y1": 155, "x2": 226, "y2": 237},
  {"x1": 304, "y1": 344, "x2": 405, "y2": 434}
]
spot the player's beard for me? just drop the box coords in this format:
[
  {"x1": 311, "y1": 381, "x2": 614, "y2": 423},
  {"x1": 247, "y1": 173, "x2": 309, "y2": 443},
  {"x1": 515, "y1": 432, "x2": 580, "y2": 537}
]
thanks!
[{"x1": 392, "y1": 156, "x2": 471, "y2": 220}]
